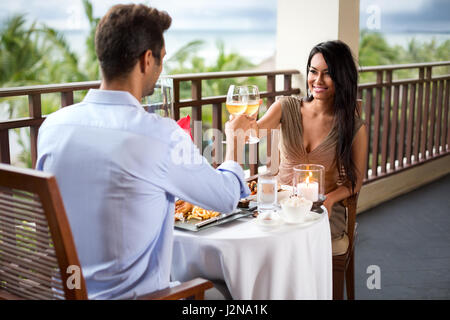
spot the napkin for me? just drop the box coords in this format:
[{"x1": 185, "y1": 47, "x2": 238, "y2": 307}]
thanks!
[{"x1": 177, "y1": 115, "x2": 193, "y2": 141}]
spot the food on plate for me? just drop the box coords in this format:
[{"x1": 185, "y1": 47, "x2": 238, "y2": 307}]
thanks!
[
  {"x1": 248, "y1": 181, "x2": 257, "y2": 195},
  {"x1": 175, "y1": 199, "x2": 193, "y2": 214},
  {"x1": 237, "y1": 198, "x2": 250, "y2": 208},
  {"x1": 174, "y1": 200, "x2": 220, "y2": 222}
]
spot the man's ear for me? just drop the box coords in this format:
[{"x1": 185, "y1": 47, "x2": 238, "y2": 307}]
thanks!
[{"x1": 139, "y1": 49, "x2": 153, "y2": 74}]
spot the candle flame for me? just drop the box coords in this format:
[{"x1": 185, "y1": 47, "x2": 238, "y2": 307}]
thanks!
[{"x1": 304, "y1": 171, "x2": 313, "y2": 185}]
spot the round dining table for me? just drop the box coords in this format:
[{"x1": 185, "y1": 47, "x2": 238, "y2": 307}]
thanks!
[{"x1": 171, "y1": 207, "x2": 332, "y2": 300}]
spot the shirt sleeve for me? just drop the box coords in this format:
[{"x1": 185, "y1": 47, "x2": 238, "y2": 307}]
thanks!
[{"x1": 161, "y1": 127, "x2": 250, "y2": 213}]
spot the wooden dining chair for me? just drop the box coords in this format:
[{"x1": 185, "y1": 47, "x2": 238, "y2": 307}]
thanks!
[
  {"x1": 331, "y1": 99, "x2": 364, "y2": 299},
  {"x1": 332, "y1": 193, "x2": 359, "y2": 300},
  {"x1": 0, "y1": 163, "x2": 212, "y2": 300}
]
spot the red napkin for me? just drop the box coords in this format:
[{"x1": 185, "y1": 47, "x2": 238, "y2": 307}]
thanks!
[{"x1": 176, "y1": 115, "x2": 193, "y2": 141}]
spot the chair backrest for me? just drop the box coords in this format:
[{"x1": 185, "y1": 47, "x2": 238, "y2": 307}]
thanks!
[
  {"x1": 343, "y1": 192, "x2": 359, "y2": 247},
  {"x1": 0, "y1": 163, "x2": 87, "y2": 300}
]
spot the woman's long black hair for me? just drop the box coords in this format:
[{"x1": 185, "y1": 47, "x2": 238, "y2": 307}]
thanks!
[{"x1": 305, "y1": 40, "x2": 359, "y2": 192}]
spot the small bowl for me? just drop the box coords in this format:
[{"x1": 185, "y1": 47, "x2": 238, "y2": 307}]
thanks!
[{"x1": 280, "y1": 196, "x2": 313, "y2": 223}]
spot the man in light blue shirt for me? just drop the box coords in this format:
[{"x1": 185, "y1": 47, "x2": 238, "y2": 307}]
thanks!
[{"x1": 36, "y1": 4, "x2": 252, "y2": 299}]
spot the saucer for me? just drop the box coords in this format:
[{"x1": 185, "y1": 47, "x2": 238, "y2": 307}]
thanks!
[
  {"x1": 255, "y1": 211, "x2": 283, "y2": 230},
  {"x1": 279, "y1": 211, "x2": 322, "y2": 226}
]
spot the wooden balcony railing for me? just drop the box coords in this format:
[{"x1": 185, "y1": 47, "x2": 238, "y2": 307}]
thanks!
[
  {"x1": 0, "y1": 62, "x2": 449, "y2": 184},
  {"x1": 357, "y1": 61, "x2": 449, "y2": 182}
]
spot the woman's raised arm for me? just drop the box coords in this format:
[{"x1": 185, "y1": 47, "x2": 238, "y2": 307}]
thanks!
[{"x1": 255, "y1": 100, "x2": 283, "y2": 138}]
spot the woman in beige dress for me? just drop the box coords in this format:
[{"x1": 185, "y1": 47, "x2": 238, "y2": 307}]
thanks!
[{"x1": 256, "y1": 40, "x2": 368, "y2": 254}]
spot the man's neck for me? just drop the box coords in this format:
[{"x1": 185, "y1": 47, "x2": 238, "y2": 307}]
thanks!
[{"x1": 99, "y1": 77, "x2": 143, "y2": 102}]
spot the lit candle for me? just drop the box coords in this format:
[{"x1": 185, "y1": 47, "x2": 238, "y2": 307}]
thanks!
[{"x1": 297, "y1": 174, "x2": 319, "y2": 202}]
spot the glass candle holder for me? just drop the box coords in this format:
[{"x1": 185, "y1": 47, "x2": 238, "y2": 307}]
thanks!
[{"x1": 293, "y1": 164, "x2": 325, "y2": 202}]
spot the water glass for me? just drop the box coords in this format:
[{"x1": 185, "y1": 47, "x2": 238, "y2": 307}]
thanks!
[
  {"x1": 142, "y1": 76, "x2": 174, "y2": 118},
  {"x1": 257, "y1": 173, "x2": 278, "y2": 211}
]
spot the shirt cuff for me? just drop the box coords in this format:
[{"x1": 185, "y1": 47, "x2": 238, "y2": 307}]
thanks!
[{"x1": 217, "y1": 160, "x2": 250, "y2": 199}]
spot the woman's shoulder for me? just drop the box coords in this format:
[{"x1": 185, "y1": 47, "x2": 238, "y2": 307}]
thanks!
[
  {"x1": 280, "y1": 95, "x2": 303, "y2": 105},
  {"x1": 279, "y1": 95, "x2": 303, "y2": 113}
]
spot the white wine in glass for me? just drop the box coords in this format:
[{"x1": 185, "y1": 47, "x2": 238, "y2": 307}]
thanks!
[
  {"x1": 226, "y1": 85, "x2": 248, "y2": 116},
  {"x1": 223, "y1": 85, "x2": 248, "y2": 144},
  {"x1": 244, "y1": 85, "x2": 260, "y2": 144}
]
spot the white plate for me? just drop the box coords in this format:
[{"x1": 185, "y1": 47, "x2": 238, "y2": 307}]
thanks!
[{"x1": 280, "y1": 211, "x2": 322, "y2": 226}]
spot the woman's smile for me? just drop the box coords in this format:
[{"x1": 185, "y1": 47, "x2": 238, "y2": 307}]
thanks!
[{"x1": 313, "y1": 85, "x2": 328, "y2": 93}]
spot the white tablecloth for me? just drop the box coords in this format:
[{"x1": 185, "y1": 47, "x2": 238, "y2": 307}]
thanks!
[{"x1": 171, "y1": 210, "x2": 332, "y2": 300}]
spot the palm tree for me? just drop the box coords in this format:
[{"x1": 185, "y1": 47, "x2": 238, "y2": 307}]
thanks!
[
  {"x1": 0, "y1": 13, "x2": 87, "y2": 167},
  {"x1": 82, "y1": 0, "x2": 100, "y2": 80}
]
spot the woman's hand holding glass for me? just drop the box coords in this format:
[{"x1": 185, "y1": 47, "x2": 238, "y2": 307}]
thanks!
[{"x1": 224, "y1": 85, "x2": 260, "y2": 144}]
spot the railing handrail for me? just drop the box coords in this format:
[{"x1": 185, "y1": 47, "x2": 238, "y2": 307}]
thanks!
[
  {"x1": 0, "y1": 81, "x2": 101, "y2": 98},
  {"x1": 0, "y1": 69, "x2": 301, "y2": 97},
  {"x1": 359, "y1": 61, "x2": 450, "y2": 72}
]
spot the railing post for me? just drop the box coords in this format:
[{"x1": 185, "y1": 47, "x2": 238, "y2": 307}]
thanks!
[
  {"x1": 371, "y1": 71, "x2": 383, "y2": 177},
  {"x1": 212, "y1": 103, "x2": 222, "y2": 168},
  {"x1": 444, "y1": 80, "x2": 449, "y2": 153},
  {"x1": 414, "y1": 68, "x2": 424, "y2": 163},
  {"x1": 363, "y1": 88, "x2": 372, "y2": 179},
  {"x1": 435, "y1": 80, "x2": 444, "y2": 155},
  {"x1": 61, "y1": 91, "x2": 74, "y2": 107},
  {"x1": 0, "y1": 129, "x2": 10, "y2": 164},
  {"x1": 381, "y1": 70, "x2": 392, "y2": 173},
  {"x1": 428, "y1": 78, "x2": 438, "y2": 156},
  {"x1": 173, "y1": 79, "x2": 181, "y2": 121},
  {"x1": 191, "y1": 80, "x2": 202, "y2": 150},
  {"x1": 406, "y1": 83, "x2": 416, "y2": 165},
  {"x1": 389, "y1": 83, "x2": 399, "y2": 171},
  {"x1": 397, "y1": 84, "x2": 409, "y2": 169},
  {"x1": 284, "y1": 74, "x2": 292, "y2": 92},
  {"x1": 29, "y1": 94, "x2": 42, "y2": 168},
  {"x1": 421, "y1": 67, "x2": 432, "y2": 160}
]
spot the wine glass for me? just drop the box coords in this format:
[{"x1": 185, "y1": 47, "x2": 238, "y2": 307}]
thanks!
[
  {"x1": 226, "y1": 85, "x2": 248, "y2": 116},
  {"x1": 223, "y1": 85, "x2": 248, "y2": 144},
  {"x1": 244, "y1": 85, "x2": 260, "y2": 144}
]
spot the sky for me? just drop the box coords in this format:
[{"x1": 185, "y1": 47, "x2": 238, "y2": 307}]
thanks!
[
  {"x1": 0, "y1": 0, "x2": 277, "y2": 31},
  {"x1": 0, "y1": 0, "x2": 449, "y2": 33},
  {"x1": 360, "y1": 0, "x2": 450, "y2": 32}
]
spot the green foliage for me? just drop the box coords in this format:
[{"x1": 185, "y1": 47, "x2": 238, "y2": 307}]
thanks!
[
  {"x1": 82, "y1": 0, "x2": 100, "y2": 80},
  {"x1": 359, "y1": 30, "x2": 399, "y2": 67},
  {"x1": 359, "y1": 29, "x2": 450, "y2": 83},
  {"x1": 0, "y1": 5, "x2": 99, "y2": 167}
]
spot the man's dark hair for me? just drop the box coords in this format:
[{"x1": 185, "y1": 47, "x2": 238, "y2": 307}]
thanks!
[{"x1": 95, "y1": 4, "x2": 171, "y2": 80}]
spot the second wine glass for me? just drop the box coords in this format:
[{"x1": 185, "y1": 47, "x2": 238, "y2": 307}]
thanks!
[
  {"x1": 223, "y1": 85, "x2": 248, "y2": 144},
  {"x1": 244, "y1": 85, "x2": 260, "y2": 144}
]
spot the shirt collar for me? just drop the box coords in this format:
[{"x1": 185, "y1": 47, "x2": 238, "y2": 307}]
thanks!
[{"x1": 83, "y1": 89, "x2": 143, "y2": 109}]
